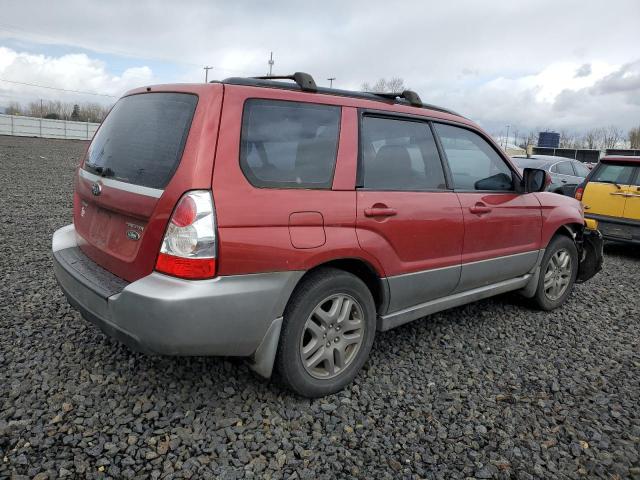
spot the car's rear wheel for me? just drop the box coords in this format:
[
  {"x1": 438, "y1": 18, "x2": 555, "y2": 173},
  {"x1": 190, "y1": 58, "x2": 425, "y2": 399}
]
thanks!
[
  {"x1": 533, "y1": 235, "x2": 578, "y2": 310},
  {"x1": 275, "y1": 268, "x2": 376, "y2": 397}
]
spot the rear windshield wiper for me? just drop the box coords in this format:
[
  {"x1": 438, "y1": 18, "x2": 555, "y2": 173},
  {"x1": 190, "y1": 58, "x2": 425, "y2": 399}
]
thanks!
[{"x1": 85, "y1": 162, "x2": 115, "y2": 178}]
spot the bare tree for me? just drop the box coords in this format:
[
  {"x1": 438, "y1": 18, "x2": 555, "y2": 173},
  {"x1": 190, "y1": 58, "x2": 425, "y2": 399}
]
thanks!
[
  {"x1": 361, "y1": 77, "x2": 406, "y2": 93},
  {"x1": 3, "y1": 99, "x2": 111, "y2": 122},
  {"x1": 559, "y1": 130, "x2": 578, "y2": 148},
  {"x1": 602, "y1": 126, "x2": 623, "y2": 149},
  {"x1": 582, "y1": 128, "x2": 603, "y2": 149},
  {"x1": 5, "y1": 101, "x2": 22, "y2": 115},
  {"x1": 629, "y1": 126, "x2": 640, "y2": 149}
]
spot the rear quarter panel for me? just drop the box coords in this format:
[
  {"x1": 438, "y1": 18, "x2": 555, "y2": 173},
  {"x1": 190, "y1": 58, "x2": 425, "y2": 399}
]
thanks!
[{"x1": 212, "y1": 88, "x2": 385, "y2": 276}]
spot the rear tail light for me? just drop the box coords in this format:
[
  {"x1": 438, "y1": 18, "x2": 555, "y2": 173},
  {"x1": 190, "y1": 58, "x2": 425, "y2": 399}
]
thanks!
[
  {"x1": 575, "y1": 186, "x2": 584, "y2": 201},
  {"x1": 155, "y1": 190, "x2": 217, "y2": 279}
]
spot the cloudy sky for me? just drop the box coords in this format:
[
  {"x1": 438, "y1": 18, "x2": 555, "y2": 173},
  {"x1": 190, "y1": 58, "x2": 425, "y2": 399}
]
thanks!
[{"x1": 1, "y1": 0, "x2": 639, "y2": 136}]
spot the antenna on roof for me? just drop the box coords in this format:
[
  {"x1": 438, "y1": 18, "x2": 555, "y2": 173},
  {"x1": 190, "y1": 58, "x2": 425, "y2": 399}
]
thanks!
[
  {"x1": 371, "y1": 90, "x2": 423, "y2": 107},
  {"x1": 253, "y1": 72, "x2": 318, "y2": 92}
]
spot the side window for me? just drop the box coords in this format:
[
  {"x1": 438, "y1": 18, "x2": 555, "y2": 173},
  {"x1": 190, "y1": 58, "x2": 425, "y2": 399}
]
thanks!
[
  {"x1": 556, "y1": 162, "x2": 575, "y2": 176},
  {"x1": 360, "y1": 116, "x2": 446, "y2": 191},
  {"x1": 592, "y1": 163, "x2": 636, "y2": 185},
  {"x1": 434, "y1": 123, "x2": 515, "y2": 191},
  {"x1": 240, "y1": 99, "x2": 340, "y2": 189},
  {"x1": 573, "y1": 162, "x2": 591, "y2": 177}
]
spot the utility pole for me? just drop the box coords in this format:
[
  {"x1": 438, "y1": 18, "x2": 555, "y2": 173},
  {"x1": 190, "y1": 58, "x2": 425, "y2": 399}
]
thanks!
[
  {"x1": 203, "y1": 66, "x2": 213, "y2": 83},
  {"x1": 327, "y1": 77, "x2": 336, "y2": 88},
  {"x1": 505, "y1": 124, "x2": 511, "y2": 149},
  {"x1": 267, "y1": 52, "x2": 274, "y2": 77},
  {"x1": 40, "y1": 99, "x2": 43, "y2": 118}
]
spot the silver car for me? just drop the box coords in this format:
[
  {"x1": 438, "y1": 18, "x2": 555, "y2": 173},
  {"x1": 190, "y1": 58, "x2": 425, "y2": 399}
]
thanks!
[{"x1": 512, "y1": 155, "x2": 591, "y2": 196}]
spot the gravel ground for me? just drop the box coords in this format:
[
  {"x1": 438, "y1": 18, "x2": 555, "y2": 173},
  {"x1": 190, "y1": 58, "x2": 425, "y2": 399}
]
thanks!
[{"x1": 1, "y1": 134, "x2": 639, "y2": 480}]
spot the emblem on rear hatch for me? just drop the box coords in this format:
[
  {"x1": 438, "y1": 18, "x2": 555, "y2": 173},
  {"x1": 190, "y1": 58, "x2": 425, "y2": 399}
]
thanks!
[
  {"x1": 126, "y1": 222, "x2": 143, "y2": 241},
  {"x1": 126, "y1": 230, "x2": 141, "y2": 241},
  {"x1": 91, "y1": 182, "x2": 102, "y2": 196}
]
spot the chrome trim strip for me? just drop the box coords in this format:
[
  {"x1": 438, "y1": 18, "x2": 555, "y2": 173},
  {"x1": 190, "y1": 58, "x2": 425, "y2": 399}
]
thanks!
[
  {"x1": 460, "y1": 249, "x2": 539, "y2": 267},
  {"x1": 79, "y1": 169, "x2": 164, "y2": 198}
]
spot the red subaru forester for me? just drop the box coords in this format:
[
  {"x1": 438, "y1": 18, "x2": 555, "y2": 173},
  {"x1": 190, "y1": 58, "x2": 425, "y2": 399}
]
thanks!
[{"x1": 52, "y1": 73, "x2": 603, "y2": 397}]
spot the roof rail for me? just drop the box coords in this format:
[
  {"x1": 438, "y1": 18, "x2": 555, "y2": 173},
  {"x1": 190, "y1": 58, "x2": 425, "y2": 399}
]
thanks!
[
  {"x1": 371, "y1": 90, "x2": 423, "y2": 107},
  {"x1": 221, "y1": 75, "x2": 463, "y2": 117},
  {"x1": 252, "y1": 72, "x2": 317, "y2": 92}
]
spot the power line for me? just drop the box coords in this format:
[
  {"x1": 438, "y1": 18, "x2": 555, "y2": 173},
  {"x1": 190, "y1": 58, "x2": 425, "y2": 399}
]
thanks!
[{"x1": 0, "y1": 78, "x2": 117, "y2": 97}]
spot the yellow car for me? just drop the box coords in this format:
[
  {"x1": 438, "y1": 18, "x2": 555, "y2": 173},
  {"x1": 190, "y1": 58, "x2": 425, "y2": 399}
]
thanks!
[{"x1": 576, "y1": 156, "x2": 640, "y2": 244}]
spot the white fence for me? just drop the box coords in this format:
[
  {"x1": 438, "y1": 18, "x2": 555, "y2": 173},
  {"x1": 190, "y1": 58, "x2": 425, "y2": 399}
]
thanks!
[{"x1": 0, "y1": 113, "x2": 100, "y2": 140}]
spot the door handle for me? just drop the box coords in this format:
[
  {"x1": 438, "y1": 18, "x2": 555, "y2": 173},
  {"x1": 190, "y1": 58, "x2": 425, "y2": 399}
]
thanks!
[
  {"x1": 469, "y1": 203, "x2": 492, "y2": 215},
  {"x1": 364, "y1": 206, "x2": 397, "y2": 217}
]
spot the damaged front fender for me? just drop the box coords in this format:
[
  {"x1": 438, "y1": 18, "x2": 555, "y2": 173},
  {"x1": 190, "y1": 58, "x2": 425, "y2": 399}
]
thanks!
[{"x1": 576, "y1": 228, "x2": 604, "y2": 283}]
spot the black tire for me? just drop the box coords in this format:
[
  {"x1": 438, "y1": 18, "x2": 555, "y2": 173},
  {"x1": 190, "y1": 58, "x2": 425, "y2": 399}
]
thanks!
[
  {"x1": 532, "y1": 235, "x2": 579, "y2": 311},
  {"x1": 275, "y1": 268, "x2": 376, "y2": 398}
]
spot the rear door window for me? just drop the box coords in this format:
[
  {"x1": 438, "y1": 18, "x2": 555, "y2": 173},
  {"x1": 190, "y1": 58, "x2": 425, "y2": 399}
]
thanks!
[
  {"x1": 359, "y1": 116, "x2": 447, "y2": 191},
  {"x1": 84, "y1": 93, "x2": 198, "y2": 189},
  {"x1": 240, "y1": 99, "x2": 340, "y2": 189},
  {"x1": 555, "y1": 161, "x2": 575, "y2": 176},
  {"x1": 434, "y1": 123, "x2": 515, "y2": 191},
  {"x1": 591, "y1": 163, "x2": 636, "y2": 184}
]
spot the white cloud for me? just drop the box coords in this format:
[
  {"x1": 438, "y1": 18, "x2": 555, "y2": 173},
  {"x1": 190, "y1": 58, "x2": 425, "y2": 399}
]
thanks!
[
  {"x1": 0, "y1": 47, "x2": 153, "y2": 105},
  {"x1": 0, "y1": 0, "x2": 638, "y2": 133}
]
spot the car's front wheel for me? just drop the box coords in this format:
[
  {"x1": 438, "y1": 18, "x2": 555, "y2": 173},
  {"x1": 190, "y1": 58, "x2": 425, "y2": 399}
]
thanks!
[
  {"x1": 275, "y1": 268, "x2": 376, "y2": 397},
  {"x1": 533, "y1": 235, "x2": 579, "y2": 310}
]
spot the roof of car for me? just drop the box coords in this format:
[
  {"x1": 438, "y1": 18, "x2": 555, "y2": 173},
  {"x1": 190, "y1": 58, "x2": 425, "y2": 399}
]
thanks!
[
  {"x1": 601, "y1": 155, "x2": 640, "y2": 164},
  {"x1": 221, "y1": 76, "x2": 465, "y2": 118}
]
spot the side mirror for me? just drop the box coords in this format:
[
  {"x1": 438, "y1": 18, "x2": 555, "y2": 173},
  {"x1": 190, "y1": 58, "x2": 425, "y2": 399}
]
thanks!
[{"x1": 522, "y1": 168, "x2": 549, "y2": 193}]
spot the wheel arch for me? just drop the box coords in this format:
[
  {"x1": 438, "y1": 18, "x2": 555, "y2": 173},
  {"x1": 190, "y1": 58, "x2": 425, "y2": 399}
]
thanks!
[
  {"x1": 550, "y1": 222, "x2": 584, "y2": 245},
  {"x1": 290, "y1": 257, "x2": 388, "y2": 315}
]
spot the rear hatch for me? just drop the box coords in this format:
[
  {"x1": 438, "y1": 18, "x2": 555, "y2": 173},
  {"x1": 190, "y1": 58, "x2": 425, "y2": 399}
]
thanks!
[{"x1": 73, "y1": 86, "x2": 222, "y2": 282}]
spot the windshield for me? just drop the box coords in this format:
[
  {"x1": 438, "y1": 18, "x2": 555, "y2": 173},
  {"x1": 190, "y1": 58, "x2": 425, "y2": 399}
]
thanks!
[{"x1": 84, "y1": 92, "x2": 198, "y2": 189}]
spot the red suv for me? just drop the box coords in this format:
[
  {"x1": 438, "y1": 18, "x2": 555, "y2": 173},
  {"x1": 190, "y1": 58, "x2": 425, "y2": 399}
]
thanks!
[{"x1": 52, "y1": 73, "x2": 603, "y2": 397}]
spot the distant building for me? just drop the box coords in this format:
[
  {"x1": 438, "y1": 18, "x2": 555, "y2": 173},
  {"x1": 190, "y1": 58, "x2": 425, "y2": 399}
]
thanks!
[{"x1": 538, "y1": 131, "x2": 560, "y2": 148}]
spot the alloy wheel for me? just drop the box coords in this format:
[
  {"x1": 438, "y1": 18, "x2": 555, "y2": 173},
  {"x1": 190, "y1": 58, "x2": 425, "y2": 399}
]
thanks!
[
  {"x1": 543, "y1": 248, "x2": 572, "y2": 301},
  {"x1": 299, "y1": 294, "x2": 365, "y2": 379}
]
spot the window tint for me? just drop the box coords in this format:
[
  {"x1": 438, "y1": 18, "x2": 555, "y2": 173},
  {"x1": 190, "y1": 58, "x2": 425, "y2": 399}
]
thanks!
[
  {"x1": 592, "y1": 163, "x2": 636, "y2": 185},
  {"x1": 435, "y1": 124, "x2": 514, "y2": 191},
  {"x1": 84, "y1": 93, "x2": 197, "y2": 189},
  {"x1": 573, "y1": 162, "x2": 591, "y2": 177},
  {"x1": 240, "y1": 99, "x2": 340, "y2": 189},
  {"x1": 556, "y1": 162, "x2": 575, "y2": 176},
  {"x1": 360, "y1": 116, "x2": 446, "y2": 191}
]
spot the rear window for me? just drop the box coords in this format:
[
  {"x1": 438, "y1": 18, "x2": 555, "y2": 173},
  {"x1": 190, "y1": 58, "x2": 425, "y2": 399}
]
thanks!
[
  {"x1": 240, "y1": 99, "x2": 340, "y2": 189},
  {"x1": 591, "y1": 163, "x2": 636, "y2": 185},
  {"x1": 84, "y1": 93, "x2": 198, "y2": 189}
]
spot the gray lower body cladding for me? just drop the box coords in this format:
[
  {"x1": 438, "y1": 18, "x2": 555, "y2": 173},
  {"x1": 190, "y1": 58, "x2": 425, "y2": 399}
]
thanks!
[
  {"x1": 379, "y1": 250, "x2": 544, "y2": 331},
  {"x1": 52, "y1": 224, "x2": 303, "y2": 359}
]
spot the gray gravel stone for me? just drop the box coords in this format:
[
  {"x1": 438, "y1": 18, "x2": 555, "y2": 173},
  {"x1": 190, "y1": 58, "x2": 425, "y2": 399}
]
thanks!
[{"x1": 1, "y1": 135, "x2": 639, "y2": 479}]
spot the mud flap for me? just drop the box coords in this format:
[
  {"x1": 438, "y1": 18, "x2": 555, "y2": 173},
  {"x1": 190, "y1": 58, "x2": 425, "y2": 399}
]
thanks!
[{"x1": 576, "y1": 229, "x2": 604, "y2": 283}]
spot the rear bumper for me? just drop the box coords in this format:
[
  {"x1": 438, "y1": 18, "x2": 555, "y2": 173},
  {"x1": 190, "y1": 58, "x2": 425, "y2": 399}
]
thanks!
[
  {"x1": 585, "y1": 214, "x2": 640, "y2": 244},
  {"x1": 52, "y1": 224, "x2": 303, "y2": 359}
]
